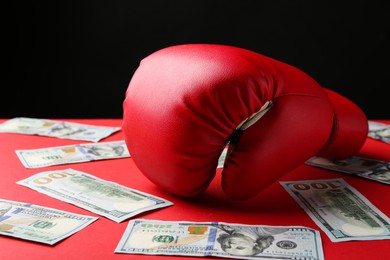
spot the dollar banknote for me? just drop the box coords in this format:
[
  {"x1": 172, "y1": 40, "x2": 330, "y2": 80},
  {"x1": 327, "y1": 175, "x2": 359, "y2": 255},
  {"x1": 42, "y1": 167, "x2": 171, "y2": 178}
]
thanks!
[
  {"x1": 15, "y1": 140, "x2": 130, "y2": 168},
  {"x1": 115, "y1": 219, "x2": 324, "y2": 260},
  {"x1": 0, "y1": 198, "x2": 97, "y2": 245},
  {"x1": 368, "y1": 120, "x2": 390, "y2": 144},
  {"x1": 0, "y1": 117, "x2": 120, "y2": 142},
  {"x1": 17, "y1": 169, "x2": 173, "y2": 223},
  {"x1": 280, "y1": 178, "x2": 390, "y2": 242},
  {"x1": 306, "y1": 156, "x2": 390, "y2": 185}
]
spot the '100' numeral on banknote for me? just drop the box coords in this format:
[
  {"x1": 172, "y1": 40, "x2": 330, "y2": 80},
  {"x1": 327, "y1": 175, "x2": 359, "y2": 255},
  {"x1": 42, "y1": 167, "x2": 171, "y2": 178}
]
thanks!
[{"x1": 280, "y1": 178, "x2": 390, "y2": 242}]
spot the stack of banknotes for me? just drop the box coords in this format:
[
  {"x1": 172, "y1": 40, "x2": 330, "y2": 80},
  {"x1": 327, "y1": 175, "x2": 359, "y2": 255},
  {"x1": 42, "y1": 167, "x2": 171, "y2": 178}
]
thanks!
[{"x1": 1, "y1": 117, "x2": 389, "y2": 260}]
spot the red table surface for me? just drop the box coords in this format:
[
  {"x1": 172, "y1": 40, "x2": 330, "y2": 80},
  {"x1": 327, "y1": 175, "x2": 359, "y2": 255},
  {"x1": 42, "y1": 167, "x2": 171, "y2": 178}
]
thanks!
[{"x1": 0, "y1": 118, "x2": 389, "y2": 260}]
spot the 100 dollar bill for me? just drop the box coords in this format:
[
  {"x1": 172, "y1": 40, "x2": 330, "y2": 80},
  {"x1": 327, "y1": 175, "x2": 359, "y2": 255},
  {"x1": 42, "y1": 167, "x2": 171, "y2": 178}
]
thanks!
[
  {"x1": 280, "y1": 178, "x2": 390, "y2": 242},
  {"x1": 17, "y1": 169, "x2": 173, "y2": 222},
  {"x1": 115, "y1": 219, "x2": 324, "y2": 260},
  {"x1": 15, "y1": 140, "x2": 130, "y2": 168},
  {"x1": 0, "y1": 198, "x2": 97, "y2": 245},
  {"x1": 306, "y1": 156, "x2": 390, "y2": 185},
  {"x1": 0, "y1": 117, "x2": 120, "y2": 142}
]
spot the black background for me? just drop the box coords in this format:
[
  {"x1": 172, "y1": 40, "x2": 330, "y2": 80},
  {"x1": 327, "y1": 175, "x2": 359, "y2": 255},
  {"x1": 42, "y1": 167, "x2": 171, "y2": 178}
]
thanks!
[{"x1": 5, "y1": 0, "x2": 389, "y2": 119}]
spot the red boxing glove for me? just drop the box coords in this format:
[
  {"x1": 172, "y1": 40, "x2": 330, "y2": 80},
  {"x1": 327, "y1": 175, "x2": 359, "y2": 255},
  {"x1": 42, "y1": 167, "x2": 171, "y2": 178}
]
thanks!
[{"x1": 122, "y1": 44, "x2": 368, "y2": 200}]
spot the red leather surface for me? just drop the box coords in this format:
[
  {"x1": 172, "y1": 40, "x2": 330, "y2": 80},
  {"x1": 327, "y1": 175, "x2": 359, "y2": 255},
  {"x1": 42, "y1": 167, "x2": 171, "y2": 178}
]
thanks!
[
  {"x1": 122, "y1": 44, "x2": 367, "y2": 200},
  {"x1": 318, "y1": 88, "x2": 369, "y2": 159},
  {"x1": 0, "y1": 118, "x2": 389, "y2": 260}
]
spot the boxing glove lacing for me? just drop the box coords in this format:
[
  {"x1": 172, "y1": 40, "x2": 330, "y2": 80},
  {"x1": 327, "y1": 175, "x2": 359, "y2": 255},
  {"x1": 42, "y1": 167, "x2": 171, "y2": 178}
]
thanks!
[{"x1": 225, "y1": 100, "x2": 273, "y2": 159}]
